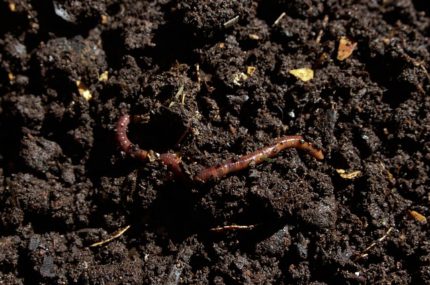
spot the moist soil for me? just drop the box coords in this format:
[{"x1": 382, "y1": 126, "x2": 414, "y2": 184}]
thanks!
[{"x1": 1, "y1": 0, "x2": 430, "y2": 284}]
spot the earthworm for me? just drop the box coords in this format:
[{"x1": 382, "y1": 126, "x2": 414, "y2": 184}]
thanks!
[
  {"x1": 194, "y1": 136, "x2": 324, "y2": 182},
  {"x1": 116, "y1": 114, "x2": 149, "y2": 161},
  {"x1": 117, "y1": 115, "x2": 187, "y2": 180},
  {"x1": 159, "y1": 152, "x2": 185, "y2": 181},
  {"x1": 116, "y1": 114, "x2": 324, "y2": 183}
]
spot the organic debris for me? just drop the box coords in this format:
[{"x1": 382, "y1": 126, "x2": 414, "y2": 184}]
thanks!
[
  {"x1": 90, "y1": 225, "x2": 131, "y2": 247},
  {"x1": 76, "y1": 80, "x2": 92, "y2": 101},
  {"x1": 223, "y1": 15, "x2": 239, "y2": 28},
  {"x1": 210, "y1": 224, "x2": 257, "y2": 233},
  {"x1": 408, "y1": 210, "x2": 427, "y2": 224},
  {"x1": 272, "y1": 12, "x2": 286, "y2": 26},
  {"x1": 232, "y1": 72, "x2": 249, "y2": 86},
  {"x1": 336, "y1": 169, "x2": 362, "y2": 180},
  {"x1": 98, "y1": 71, "x2": 109, "y2": 82},
  {"x1": 354, "y1": 227, "x2": 394, "y2": 260},
  {"x1": 337, "y1": 36, "x2": 357, "y2": 61},
  {"x1": 289, "y1": 68, "x2": 314, "y2": 82},
  {"x1": 246, "y1": 66, "x2": 256, "y2": 76},
  {"x1": 8, "y1": 72, "x2": 15, "y2": 84}
]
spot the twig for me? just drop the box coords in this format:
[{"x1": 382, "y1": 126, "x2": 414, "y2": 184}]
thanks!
[
  {"x1": 223, "y1": 15, "x2": 239, "y2": 28},
  {"x1": 210, "y1": 224, "x2": 257, "y2": 233},
  {"x1": 272, "y1": 12, "x2": 286, "y2": 27},
  {"x1": 315, "y1": 15, "x2": 329, "y2": 44},
  {"x1": 354, "y1": 227, "x2": 394, "y2": 261},
  {"x1": 90, "y1": 225, "x2": 131, "y2": 247}
]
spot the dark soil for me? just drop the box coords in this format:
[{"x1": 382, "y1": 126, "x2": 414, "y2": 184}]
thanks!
[{"x1": 1, "y1": 0, "x2": 430, "y2": 284}]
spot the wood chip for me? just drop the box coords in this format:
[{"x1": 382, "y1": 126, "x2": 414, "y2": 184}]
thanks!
[
  {"x1": 336, "y1": 169, "x2": 362, "y2": 180},
  {"x1": 8, "y1": 72, "x2": 15, "y2": 83},
  {"x1": 289, "y1": 68, "x2": 314, "y2": 82},
  {"x1": 76, "y1": 80, "x2": 92, "y2": 101},
  {"x1": 408, "y1": 210, "x2": 427, "y2": 224},
  {"x1": 337, "y1": 36, "x2": 357, "y2": 61},
  {"x1": 9, "y1": 2, "x2": 16, "y2": 12},
  {"x1": 248, "y1": 34, "x2": 260, "y2": 40},
  {"x1": 98, "y1": 71, "x2": 109, "y2": 82},
  {"x1": 246, "y1": 66, "x2": 256, "y2": 76},
  {"x1": 232, "y1": 72, "x2": 248, "y2": 86},
  {"x1": 100, "y1": 15, "x2": 109, "y2": 24}
]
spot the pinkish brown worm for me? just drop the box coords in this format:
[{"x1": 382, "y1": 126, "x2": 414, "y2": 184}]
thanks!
[{"x1": 117, "y1": 114, "x2": 324, "y2": 182}]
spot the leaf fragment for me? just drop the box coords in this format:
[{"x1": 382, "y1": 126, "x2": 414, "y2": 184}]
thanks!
[
  {"x1": 289, "y1": 68, "x2": 314, "y2": 82},
  {"x1": 337, "y1": 36, "x2": 357, "y2": 61}
]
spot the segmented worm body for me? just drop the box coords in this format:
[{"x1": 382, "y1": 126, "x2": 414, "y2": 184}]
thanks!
[
  {"x1": 116, "y1": 115, "x2": 149, "y2": 161},
  {"x1": 194, "y1": 136, "x2": 323, "y2": 182},
  {"x1": 116, "y1": 114, "x2": 324, "y2": 183}
]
